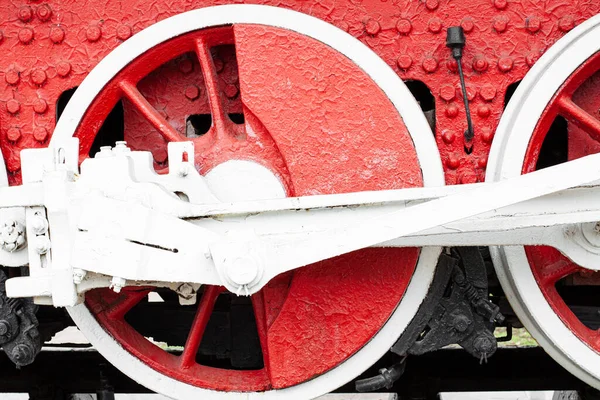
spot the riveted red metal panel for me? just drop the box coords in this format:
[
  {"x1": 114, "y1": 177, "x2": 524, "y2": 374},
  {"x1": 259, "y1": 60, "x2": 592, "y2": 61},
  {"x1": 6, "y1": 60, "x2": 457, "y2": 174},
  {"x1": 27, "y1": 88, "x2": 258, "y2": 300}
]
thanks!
[{"x1": 0, "y1": 0, "x2": 598, "y2": 185}]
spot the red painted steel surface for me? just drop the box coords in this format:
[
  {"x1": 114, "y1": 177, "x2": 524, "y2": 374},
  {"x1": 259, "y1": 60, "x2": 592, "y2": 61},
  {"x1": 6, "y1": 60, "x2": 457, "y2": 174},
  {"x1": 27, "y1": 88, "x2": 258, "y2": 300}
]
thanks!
[
  {"x1": 80, "y1": 23, "x2": 424, "y2": 390},
  {"x1": 3, "y1": 0, "x2": 600, "y2": 392},
  {"x1": 0, "y1": 0, "x2": 598, "y2": 185},
  {"x1": 522, "y1": 50, "x2": 600, "y2": 354}
]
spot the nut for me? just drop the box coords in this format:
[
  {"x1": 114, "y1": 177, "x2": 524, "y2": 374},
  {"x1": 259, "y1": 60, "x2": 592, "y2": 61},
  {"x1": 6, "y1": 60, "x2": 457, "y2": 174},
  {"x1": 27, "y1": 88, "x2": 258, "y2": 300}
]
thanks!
[
  {"x1": 73, "y1": 268, "x2": 87, "y2": 284},
  {"x1": 0, "y1": 220, "x2": 26, "y2": 252},
  {"x1": 110, "y1": 276, "x2": 126, "y2": 293}
]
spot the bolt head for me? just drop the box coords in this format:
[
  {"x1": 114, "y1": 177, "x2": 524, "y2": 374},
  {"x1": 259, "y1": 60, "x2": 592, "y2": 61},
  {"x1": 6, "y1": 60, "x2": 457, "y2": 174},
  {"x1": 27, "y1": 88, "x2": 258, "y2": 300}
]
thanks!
[
  {"x1": 184, "y1": 85, "x2": 200, "y2": 100},
  {"x1": 396, "y1": 19, "x2": 412, "y2": 35},
  {"x1": 18, "y1": 28, "x2": 34, "y2": 44},
  {"x1": 0, "y1": 321, "x2": 10, "y2": 336},
  {"x1": 50, "y1": 27, "x2": 65, "y2": 44},
  {"x1": 56, "y1": 62, "x2": 71, "y2": 77},
  {"x1": 5, "y1": 70, "x2": 20, "y2": 86},
  {"x1": 33, "y1": 127, "x2": 49, "y2": 143},
  {"x1": 227, "y1": 256, "x2": 259, "y2": 286},
  {"x1": 34, "y1": 237, "x2": 51, "y2": 255},
  {"x1": 473, "y1": 335, "x2": 496, "y2": 354},
  {"x1": 6, "y1": 100, "x2": 20, "y2": 115},
  {"x1": 177, "y1": 283, "x2": 195, "y2": 298},
  {"x1": 365, "y1": 19, "x2": 381, "y2": 36},
  {"x1": 110, "y1": 276, "x2": 126, "y2": 293},
  {"x1": 453, "y1": 314, "x2": 471, "y2": 332},
  {"x1": 11, "y1": 344, "x2": 32, "y2": 365},
  {"x1": 31, "y1": 216, "x2": 48, "y2": 235},
  {"x1": 36, "y1": 4, "x2": 52, "y2": 21}
]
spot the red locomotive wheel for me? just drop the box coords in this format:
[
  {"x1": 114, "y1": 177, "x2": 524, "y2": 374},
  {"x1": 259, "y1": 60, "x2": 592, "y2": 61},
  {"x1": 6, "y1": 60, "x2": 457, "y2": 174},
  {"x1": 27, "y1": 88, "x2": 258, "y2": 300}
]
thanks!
[
  {"x1": 55, "y1": 6, "x2": 444, "y2": 399},
  {"x1": 488, "y1": 13, "x2": 600, "y2": 390},
  {"x1": 522, "y1": 49, "x2": 600, "y2": 355}
]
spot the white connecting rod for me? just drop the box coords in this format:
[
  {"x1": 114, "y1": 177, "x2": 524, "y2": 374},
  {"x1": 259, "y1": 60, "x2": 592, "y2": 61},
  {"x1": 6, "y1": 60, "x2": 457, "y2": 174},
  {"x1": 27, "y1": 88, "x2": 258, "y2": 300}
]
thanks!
[
  {"x1": 8, "y1": 142, "x2": 600, "y2": 302},
  {"x1": 209, "y1": 152, "x2": 600, "y2": 292}
]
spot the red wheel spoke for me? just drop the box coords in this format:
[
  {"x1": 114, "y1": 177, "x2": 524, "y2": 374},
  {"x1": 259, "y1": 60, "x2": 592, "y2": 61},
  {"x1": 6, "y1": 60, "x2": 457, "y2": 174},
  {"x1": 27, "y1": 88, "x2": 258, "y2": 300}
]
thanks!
[
  {"x1": 251, "y1": 292, "x2": 272, "y2": 381},
  {"x1": 179, "y1": 285, "x2": 222, "y2": 369},
  {"x1": 556, "y1": 96, "x2": 600, "y2": 141},
  {"x1": 194, "y1": 38, "x2": 229, "y2": 138},
  {"x1": 107, "y1": 288, "x2": 152, "y2": 320},
  {"x1": 119, "y1": 80, "x2": 183, "y2": 143},
  {"x1": 536, "y1": 259, "x2": 580, "y2": 286}
]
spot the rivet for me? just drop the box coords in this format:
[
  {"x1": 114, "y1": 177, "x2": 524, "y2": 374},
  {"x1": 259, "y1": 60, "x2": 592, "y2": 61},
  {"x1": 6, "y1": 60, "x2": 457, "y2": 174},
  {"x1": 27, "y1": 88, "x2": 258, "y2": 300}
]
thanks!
[
  {"x1": 397, "y1": 55, "x2": 413, "y2": 70},
  {"x1": 18, "y1": 28, "x2": 34, "y2": 44},
  {"x1": 179, "y1": 59, "x2": 193, "y2": 74},
  {"x1": 365, "y1": 19, "x2": 381, "y2": 35},
  {"x1": 526, "y1": 52, "x2": 538, "y2": 67},
  {"x1": 526, "y1": 16, "x2": 541, "y2": 33},
  {"x1": 6, "y1": 100, "x2": 20, "y2": 115},
  {"x1": 184, "y1": 85, "x2": 200, "y2": 100},
  {"x1": 31, "y1": 69, "x2": 47, "y2": 86},
  {"x1": 5, "y1": 70, "x2": 19, "y2": 85},
  {"x1": 33, "y1": 127, "x2": 48, "y2": 143},
  {"x1": 498, "y1": 56, "x2": 513, "y2": 72},
  {"x1": 493, "y1": 0, "x2": 507, "y2": 10},
  {"x1": 493, "y1": 18, "x2": 508, "y2": 33},
  {"x1": 558, "y1": 15, "x2": 575, "y2": 32},
  {"x1": 86, "y1": 24, "x2": 102, "y2": 42},
  {"x1": 445, "y1": 104, "x2": 459, "y2": 118},
  {"x1": 440, "y1": 84, "x2": 456, "y2": 101},
  {"x1": 477, "y1": 157, "x2": 488, "y2": 168},
  {"x1": 446, "y1": 156, "x2": 460, "y2": 170},
  {"x1": 18, "y1": 6, "x2": 33, "y2": 22},
  {"x1": 116, "y1": 25, "x2": 132, "y2": 40},
  {"x1": 154, "y1": 148, "x2": 168, "y2": 164},
  {"x1": 473, "y1": 57, "x2": 488, "y2": 72},
  {"x1": 477, "y1": 105, "x2": 491, "y2": 118},
  {"x1": 461, "y1": 18, "x2": 474, "y2": 33},
  {"x1": 422, "y1": 57, "x2": 439, "y2": 73},
  {"x1": 50, "y1": 26, "x2": 65, "y2": 43},
  {"x1": 442, "y1": 130, "x2": 455, "y2": 144},
  {"x1": 480, "y1": 84, "x2": 497, "y2": 101},
  {"x1": 428, "y1": 18, "x2": 443, "y2": 33},
  {"x1": 36, "y1": 4, "x2": 52, "y2": 22},
  {"x1": 481, "y1": 128, "x2": 494, "y2": 143},
  {"x1": 33, "y1": 98, "x2": 48, "y2": 114},
  {"x1": 446, "y1": 59, "x2": 458, "y2": 73},
  {"x1": 6, "y1": 128, "x2": 21, "y2": 142},
  {"x1": 56, "y1": 61, "x2": 71, "y2": 77},
  {"x1": 224, "y1": 83, "x2": 239, "y2": 99},
  {"x1": 425, "y1": 0, "x2": 439, "y2": 10},
  {"x1": 396, "y1": 19, "x2": 412, "y2": 35}
]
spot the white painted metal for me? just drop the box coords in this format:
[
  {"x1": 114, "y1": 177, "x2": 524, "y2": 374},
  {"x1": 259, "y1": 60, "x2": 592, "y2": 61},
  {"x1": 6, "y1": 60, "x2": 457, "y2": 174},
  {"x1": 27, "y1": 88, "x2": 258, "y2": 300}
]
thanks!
[
  {"x1": 204, "y1": 160, "x2": 287, "y2": 201},
  {"x1": 8, "y1": 141, "x2": 600, "y2": 299},
  {"x1": 45, "y1": 5, "x2": 445, "y2": 400},
  {"x1": 487, "y1": 13, "x2": 600, "y2": 390},
  {"x1": 2, "y1": 3, "x2": 596, "y2": 396}
]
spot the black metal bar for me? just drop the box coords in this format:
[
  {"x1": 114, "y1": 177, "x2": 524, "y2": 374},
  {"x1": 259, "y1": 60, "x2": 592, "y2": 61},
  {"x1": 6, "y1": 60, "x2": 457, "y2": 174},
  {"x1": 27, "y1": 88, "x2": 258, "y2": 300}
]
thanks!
[{"x1": 0, "y1": 347, "x2": 588, "y2": 395}]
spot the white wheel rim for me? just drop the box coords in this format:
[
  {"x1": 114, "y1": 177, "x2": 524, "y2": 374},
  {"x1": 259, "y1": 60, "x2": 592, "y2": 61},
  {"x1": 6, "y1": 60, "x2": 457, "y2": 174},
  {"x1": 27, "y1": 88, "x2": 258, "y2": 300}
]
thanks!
[
  {"x1": 487, "y1": 13, "x2": 600, "y2": 390},
  {"x1": 55, "y1": 4, "x2": 445, "y2": 399}
]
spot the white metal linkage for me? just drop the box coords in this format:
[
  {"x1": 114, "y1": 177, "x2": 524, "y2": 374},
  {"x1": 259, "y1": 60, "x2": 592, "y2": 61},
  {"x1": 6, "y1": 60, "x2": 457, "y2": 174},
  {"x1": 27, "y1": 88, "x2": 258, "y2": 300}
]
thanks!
[{"x1": 3, "y1": 138, "x2": 600, "y2": 304}]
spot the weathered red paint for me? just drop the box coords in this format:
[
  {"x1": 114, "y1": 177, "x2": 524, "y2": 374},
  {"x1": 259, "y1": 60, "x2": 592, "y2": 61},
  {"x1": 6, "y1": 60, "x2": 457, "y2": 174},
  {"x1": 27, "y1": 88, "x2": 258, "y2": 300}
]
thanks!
[
  {"x1": 82, "y1": 24, "x2": 423, "y2": 390},
  {"x1": 522, "y1": 50, "x2": 600, "y2": 354},
  {"x1": 0, "y1": 1, "x2": 597, "y2": 184},
  {"x1": 1, "y1": 0, "x2": 600, "y2": 392}
]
